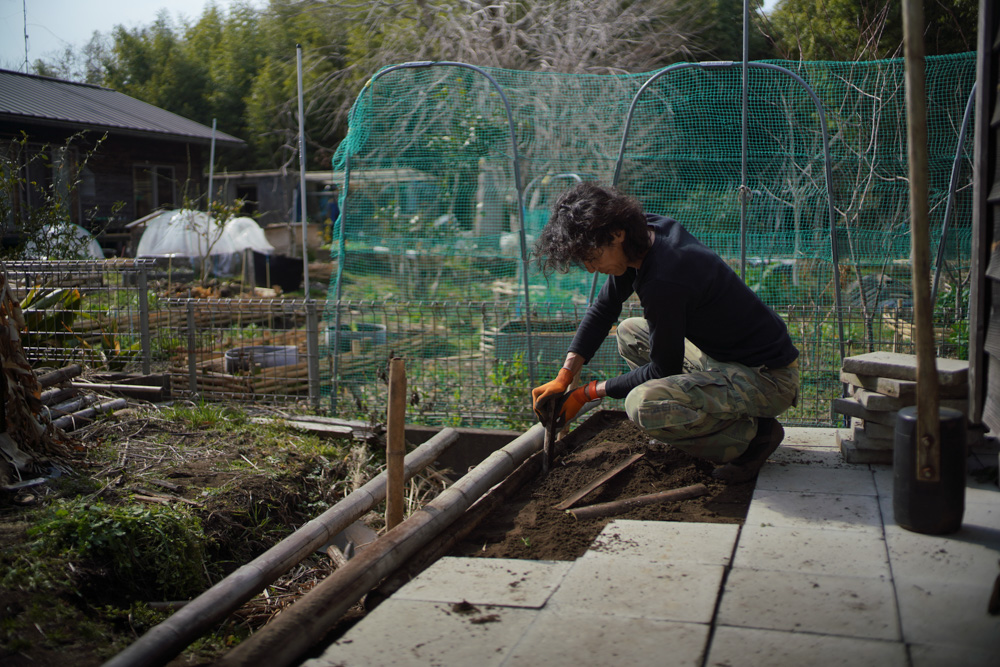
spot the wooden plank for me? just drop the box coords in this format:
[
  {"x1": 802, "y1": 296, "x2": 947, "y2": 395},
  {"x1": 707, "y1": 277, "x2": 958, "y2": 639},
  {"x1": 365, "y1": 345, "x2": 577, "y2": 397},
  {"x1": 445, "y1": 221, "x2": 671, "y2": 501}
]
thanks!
[
  {"x1": 250, "y1": 417, "x2": 354, "y2": 438},
  {"x1": 553, "y1": 452, "x2": 644, "y2": 511},
  {"x1": 567, "y1": 483, "x2": 709, "y2": 521}
]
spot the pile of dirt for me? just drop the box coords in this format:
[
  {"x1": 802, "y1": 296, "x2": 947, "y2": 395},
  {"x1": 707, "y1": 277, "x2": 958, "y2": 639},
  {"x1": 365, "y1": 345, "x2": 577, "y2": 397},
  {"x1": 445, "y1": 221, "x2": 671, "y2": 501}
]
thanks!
[{"x1": 451, "y1": 410, "x2": 755, "y2": 561}]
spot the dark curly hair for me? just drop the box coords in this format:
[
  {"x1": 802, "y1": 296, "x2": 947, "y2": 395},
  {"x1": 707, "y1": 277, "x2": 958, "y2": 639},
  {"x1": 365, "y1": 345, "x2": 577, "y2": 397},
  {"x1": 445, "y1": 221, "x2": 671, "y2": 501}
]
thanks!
[{"x1": 533, "y1": 182, "x2": 650, "y2": 274}]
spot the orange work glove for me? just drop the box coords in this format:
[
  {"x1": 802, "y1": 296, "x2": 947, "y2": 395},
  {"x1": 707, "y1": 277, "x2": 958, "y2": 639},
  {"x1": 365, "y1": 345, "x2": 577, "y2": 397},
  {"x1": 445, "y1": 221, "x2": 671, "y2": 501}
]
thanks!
[
  {"x1": 558, "y1": 380, "x2": 599, "y2": 425},
  {"x1": 531, "y1": 368, "x2": 574, "y2": 416}
]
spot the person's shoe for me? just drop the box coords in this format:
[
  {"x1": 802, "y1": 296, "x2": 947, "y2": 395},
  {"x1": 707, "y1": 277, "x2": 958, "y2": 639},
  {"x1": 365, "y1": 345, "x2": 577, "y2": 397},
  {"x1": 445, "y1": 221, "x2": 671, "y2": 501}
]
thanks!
[{"x1": 711, "y1": 418, "x2": 784, "y2": 484}]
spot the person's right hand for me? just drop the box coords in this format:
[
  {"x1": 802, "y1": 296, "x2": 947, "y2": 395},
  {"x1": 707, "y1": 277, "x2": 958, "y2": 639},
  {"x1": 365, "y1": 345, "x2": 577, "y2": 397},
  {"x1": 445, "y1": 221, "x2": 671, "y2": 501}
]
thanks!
[{"x1": 531, "y1": 367, "x2": 574, "y2": 418}]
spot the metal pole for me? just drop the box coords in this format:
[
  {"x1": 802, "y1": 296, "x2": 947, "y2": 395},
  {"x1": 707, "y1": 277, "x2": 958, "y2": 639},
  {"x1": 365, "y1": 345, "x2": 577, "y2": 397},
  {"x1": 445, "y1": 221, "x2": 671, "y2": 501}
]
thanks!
[
  {"x1": 330, "y1": 153, "x2": 353, "y2": 412},
  {"x1": 305, "y1": 299, "x2": 320, "y2": 409},
  {"x1": 931, "y1": 84, "x2": 976, "y2": 307},
  {"x1": 186, "y1": 301, "x2": 197, "y2": 395},
  {"x1": 207, "y1": 119, "x2": 217, "y2": 210},
  {"x1": 21, "y1": 0, "x2": 28, "y2": 73},
  {"x1": 740, "y1": 0, "x2": 750, "y2": 280},
  {"x1": 138, "y1": 267, "x2": 151, "y2": 375},
  {"x1": 297, "y1": 45, "x2": 311, "y2": 297}
]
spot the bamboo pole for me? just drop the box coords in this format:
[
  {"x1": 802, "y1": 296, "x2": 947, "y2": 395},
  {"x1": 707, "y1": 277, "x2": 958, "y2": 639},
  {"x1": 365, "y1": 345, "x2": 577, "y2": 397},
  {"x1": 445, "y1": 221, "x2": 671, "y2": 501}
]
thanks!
[
  {"x1": 102, "y1": 428, "x2": 460, "y2": 667},
  {"x1": 37, "y1": 363, "x2": 83, "y2": 388},
  {"x1": 49, "y1": 393, "x2": 99, "y2": 416},
  {"x1": 215, "y1": 423, "x2": 548, "y2": 667},
  {"x1": 386, "y1": 358, "x2": 406, "y2": 529},
  {"x1": 51, "y1": 398, "x2": 127, "y2": 431},
  {"x1": 902, "y1": 0, "x2": 941, "y2": 481},
  {"x1": 69, "y1": 382, "x2": 166, "y2": 401},
  {"x1": 40, "y1": 385, "x2": 79, "y2": 406},
  {"x1": 367, "y1": 447, "x2": 545, "y2": 609}
]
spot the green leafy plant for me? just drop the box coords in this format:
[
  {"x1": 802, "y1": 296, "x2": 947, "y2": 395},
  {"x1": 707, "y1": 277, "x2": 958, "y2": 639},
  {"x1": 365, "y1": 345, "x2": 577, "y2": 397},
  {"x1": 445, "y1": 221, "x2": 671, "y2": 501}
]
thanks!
[
  {"x1": 26, "y1": 500, "x2": 207, "y2": 600},
  {"x1": 488, "y1": 352, "x2": 532, "y2": 429},
  {"x1": 161, "y1": 400, "x2": 246, "y2": 429}
]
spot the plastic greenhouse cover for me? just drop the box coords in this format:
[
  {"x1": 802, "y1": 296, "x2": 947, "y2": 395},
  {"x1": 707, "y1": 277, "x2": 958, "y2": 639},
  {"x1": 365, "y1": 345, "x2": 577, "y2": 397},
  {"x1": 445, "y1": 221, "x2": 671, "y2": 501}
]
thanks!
[
  {"x1": 135, "y1": 210, "x2": 273, "y2": 258},
  {"x1": 24, "y1": 223, "x2": 105, "y2": 260}
]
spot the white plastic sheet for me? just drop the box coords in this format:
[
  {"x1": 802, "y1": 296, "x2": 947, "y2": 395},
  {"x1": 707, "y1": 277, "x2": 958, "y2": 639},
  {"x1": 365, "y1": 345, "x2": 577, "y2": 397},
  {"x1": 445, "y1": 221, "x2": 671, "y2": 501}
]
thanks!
[{"x1": 135, "y1": 210, "x2": 274, "y2": 258}]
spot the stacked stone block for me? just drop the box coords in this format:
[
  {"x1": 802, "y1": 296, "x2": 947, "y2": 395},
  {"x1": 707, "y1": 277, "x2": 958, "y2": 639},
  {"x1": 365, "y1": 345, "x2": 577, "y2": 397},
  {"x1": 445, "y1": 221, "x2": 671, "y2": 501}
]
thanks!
[{"x1": 832, "y1": 351, "x2": 969, "y2": 464}]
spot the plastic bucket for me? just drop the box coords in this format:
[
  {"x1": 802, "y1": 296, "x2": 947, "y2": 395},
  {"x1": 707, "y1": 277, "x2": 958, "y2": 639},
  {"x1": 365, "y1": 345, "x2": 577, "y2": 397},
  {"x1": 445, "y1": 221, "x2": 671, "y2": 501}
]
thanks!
[{"x1": 224, "y1": 345, "x2": 299, "y2": 374}]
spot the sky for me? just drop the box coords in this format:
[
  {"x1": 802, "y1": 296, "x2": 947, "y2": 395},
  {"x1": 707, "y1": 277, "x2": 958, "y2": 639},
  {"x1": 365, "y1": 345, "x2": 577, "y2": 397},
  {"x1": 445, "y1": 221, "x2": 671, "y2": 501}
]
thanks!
[
  {"x1": 0, "y1": 0, "x2": 237, "y2": 72},
  {"x1": 1, "y1": 0, "x2": 782, "y2": 74}
]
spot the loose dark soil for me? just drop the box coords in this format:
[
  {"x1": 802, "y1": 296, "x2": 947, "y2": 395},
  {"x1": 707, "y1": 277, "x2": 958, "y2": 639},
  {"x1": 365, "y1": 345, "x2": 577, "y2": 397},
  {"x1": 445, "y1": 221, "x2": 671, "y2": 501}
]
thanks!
[{"x1": 450, "y1": 410, "x2": 755, "y2": 561}]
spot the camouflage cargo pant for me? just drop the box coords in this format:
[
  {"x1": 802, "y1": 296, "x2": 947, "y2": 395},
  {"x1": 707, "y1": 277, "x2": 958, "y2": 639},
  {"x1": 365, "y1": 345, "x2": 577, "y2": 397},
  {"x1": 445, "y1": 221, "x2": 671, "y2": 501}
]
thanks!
[{"x1": 616, "y1": 317, "x2": 799, "y2": 463}]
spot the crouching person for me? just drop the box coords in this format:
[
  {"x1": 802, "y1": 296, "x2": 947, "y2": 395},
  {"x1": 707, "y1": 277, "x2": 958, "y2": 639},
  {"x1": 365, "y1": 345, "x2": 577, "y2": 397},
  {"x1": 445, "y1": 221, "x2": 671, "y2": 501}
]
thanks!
[{"x1": 531, "y1": 182, "x2": 799, "y2": 483}]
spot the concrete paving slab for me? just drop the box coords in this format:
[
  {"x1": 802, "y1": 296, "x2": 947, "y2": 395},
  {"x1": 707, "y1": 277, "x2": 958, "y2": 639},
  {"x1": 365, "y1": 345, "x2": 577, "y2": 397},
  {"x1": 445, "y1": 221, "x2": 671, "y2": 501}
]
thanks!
[
  {"x1": 841, "y1": 351, "x2": 968, "y2": 386},
  {"x1": 853, "y1": 387, "x2": 911, "y2": 411},
  {"x1": 853, "y1": 416, "x2": 894, "y2": 440},
  {"x1": 734, "y1": 524, "x2": 891, "y2": 579},
  {"x1": 745, "y1": 489, "x2": 883, "y2": 534},
  {"x1": 768, "y1": 445, "x2": 857, "y2": 468},
  {"x1": 963, "y1": 497, "x2": 1000, "y2": 530},
  {"x1": 872, "y1": 466, "x2": 893, "y2": 497},
  {"x1": 755, "y1": 463, "x2": 877, "y2": 496},
  {"x1": 894, "y1": 576, "x2": 1000, "y2": 651},
  {"x1": 850, "y1": 423, "x2": 895, "y2": 449},
  {"x1": 391, "y1": 557, "x2": 572, "y2": 609},
  {"x1": 782, "y1": 427, "x2": 840, "y2": 449},
  {"x1": 583, "y1": 520, "x2": 738, "y2": 566},
  {"x1": 717, "y1": 568, "x2": 900, "y2": 640},
  {"x1": 965, "y1": 479, "x2": 1000, "y2": 505},
  {"x1": 832, "y1": 397, "x2": 897, "y2": 427},
  {"x1": 839, "y1": 433, "x2": 894, "y2": 465},
  {"x1": 708, "y1": 626, "x2": 907, "y2": 667},
  {"x1": 503, "y1": 611, "x2": 708, "y2": 667},
  {"x1": 841, "y1": 371, "x2": 918, "y2": 399},
  {"x1": 546, "y1": 557, "x2": 724, "y2": 624},
  {"x1": 883, "y1": 525, "x2": 1000, "y2": 583},
  {"x1": 909, "y1": 642, "x2": 1000, "y2": 667},
  {"x1": 305, "y1": 598, "x2": 538, "y2": 667}
]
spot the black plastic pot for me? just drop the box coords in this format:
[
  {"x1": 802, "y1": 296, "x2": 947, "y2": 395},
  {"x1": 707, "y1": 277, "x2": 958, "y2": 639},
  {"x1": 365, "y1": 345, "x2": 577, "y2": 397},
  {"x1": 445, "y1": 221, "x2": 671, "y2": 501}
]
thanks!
[{"x1": 893, "y1": 405, "x2": 966, "y2": 535}]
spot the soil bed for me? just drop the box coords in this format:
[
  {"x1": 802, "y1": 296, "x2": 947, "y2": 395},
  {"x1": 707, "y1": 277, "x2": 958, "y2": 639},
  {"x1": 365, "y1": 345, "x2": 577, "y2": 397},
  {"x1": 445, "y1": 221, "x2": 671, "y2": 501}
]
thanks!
[{"x1": 451, "y1": 410, "x2": 754, "y2": 561}]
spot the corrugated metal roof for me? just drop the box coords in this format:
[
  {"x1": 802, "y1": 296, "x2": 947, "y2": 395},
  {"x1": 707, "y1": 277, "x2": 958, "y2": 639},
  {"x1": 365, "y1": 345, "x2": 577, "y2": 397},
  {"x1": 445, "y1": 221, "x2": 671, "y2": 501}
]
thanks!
[{"x1": 0, "y1": 68, "x2": 244, "y2": 145}]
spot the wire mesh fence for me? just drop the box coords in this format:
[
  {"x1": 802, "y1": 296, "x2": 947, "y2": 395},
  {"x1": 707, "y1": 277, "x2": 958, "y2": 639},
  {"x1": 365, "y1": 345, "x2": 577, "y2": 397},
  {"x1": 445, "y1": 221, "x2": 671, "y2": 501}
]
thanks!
[
  {"x1": 318, "y1": 53, "x2": 974, "y2": 428},
  {"x1": 4, "y1": 259, "x2": 154, "y2": 372},
  {"x1": 2, "y1": 258, "x2": 966, "y2": 429},
  {"x1": 3, "y1": 54, "x2": 977, "y2": 430}
]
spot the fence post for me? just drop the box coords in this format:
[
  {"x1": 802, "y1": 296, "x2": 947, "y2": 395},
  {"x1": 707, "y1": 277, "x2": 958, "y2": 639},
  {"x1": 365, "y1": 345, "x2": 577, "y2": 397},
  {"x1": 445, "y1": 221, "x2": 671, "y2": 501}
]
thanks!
[
  {"x1": 138, "y1": 266, "x2": 151, "y2": 375},
  {"x1": 305, "y1": 299, "x2": 320, "y2": 409},
  {"x1": 187, "y1": 301, "x2": 197, "y2": 395}
]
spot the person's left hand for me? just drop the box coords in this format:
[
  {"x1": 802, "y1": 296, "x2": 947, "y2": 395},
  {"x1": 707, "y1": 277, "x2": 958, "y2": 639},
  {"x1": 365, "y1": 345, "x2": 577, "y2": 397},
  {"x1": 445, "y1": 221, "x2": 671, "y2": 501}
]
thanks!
[{"x1": 556, "y1": 380, "x2": 599, "y2": 425}]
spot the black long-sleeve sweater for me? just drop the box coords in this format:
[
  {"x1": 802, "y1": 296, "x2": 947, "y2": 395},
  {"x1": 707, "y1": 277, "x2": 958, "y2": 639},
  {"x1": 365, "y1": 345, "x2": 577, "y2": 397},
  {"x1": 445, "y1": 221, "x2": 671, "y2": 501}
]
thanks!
[{"x1": 569, "y1": 214, "x2": 799, "y2": 400}]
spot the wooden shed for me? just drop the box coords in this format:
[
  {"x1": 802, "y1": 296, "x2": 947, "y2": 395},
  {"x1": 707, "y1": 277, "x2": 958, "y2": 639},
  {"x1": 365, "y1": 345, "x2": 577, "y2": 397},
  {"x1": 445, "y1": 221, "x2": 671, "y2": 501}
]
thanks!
[
  {"x1": 0, "y1": 68, "x2": 244, "y2": 256},
  {"x1": 970, "y1": 1, "x2": 1000, "y2": 445}
]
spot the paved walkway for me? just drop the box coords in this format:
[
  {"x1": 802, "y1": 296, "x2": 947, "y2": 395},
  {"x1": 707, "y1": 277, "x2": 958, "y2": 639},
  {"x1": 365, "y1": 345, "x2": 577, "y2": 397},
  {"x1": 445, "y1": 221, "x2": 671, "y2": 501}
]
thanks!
[{"x1": 304, "y1": 427, "x2": 1000, "y2": 667}]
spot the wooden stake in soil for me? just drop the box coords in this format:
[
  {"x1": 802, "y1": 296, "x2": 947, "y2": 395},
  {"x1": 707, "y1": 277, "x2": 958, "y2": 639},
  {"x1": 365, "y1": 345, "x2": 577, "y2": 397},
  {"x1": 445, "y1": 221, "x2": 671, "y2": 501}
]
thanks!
[
  {"x1": 567, "y1": 483, "x2": 709, "y2": 521},
  {"x1": 386, "y1": 357, "x2": 407, "y2": 530}
]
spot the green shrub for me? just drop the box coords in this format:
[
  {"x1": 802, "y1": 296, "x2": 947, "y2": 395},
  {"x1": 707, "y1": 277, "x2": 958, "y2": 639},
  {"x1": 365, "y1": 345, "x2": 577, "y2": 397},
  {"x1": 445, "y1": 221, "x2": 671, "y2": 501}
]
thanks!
[{"x1": 27, "y1": 500, "x2": 207, "y2": 600}]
